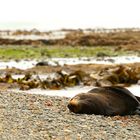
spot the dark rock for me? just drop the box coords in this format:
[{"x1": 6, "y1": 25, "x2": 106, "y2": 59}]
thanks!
[{"x1": 36, "y1": 61, "x2": 49, "y2": 66}]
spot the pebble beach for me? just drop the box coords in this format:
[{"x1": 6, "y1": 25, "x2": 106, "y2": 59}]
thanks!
[{"x1": 0, "y1": 91, "x2": 140, "y2": 140}]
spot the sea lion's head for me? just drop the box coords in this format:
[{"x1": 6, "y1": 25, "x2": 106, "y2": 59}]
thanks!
[
  {"x1": 67, "y1": 93, "x2": 98, "y2": 114},
  {"x1": 67, "y1": 95, "x2": 81, "y2": 113}
]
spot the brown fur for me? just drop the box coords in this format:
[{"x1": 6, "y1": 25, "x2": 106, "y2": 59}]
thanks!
[{"x1": 67, "y1": 86, "x2": 140, "y2": 116}]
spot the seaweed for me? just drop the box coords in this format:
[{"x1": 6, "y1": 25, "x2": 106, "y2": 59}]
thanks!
[{"x1": 0, "y1": 65, "x2": 140, "y2": 90}]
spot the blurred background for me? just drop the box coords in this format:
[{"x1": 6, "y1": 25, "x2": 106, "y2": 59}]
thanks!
[
  {"x1": 0, "y1": 0, "x2": 140, "y2": 96},
  {"x1": 0, "y1": 0, "x2": 140, "y2": 30}
]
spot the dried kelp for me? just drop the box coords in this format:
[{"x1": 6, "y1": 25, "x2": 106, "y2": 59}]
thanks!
[
  {"x1": 0, "y1": 70, "x2": 89, "y2": 90},
  {"x1": 90, "y1": 65, "x2": 140, "y2": 87},
  {"x1": 0, "y1": 65, "x2": 140, "y2": 90}
]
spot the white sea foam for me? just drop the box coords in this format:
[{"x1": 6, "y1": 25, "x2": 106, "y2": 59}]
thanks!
[{"x1": 1, "y1": 56, "x2": 140, "y2": 70}]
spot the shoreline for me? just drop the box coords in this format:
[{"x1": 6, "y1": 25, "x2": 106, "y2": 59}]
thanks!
[
  {"x1": 9, "y1": 85, "x2": 140, "y2": 98},
  {"x1": 1, "y1": 56, "x2": 140, "y2": 69}
]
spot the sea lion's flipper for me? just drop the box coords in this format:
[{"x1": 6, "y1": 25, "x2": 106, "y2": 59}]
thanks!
[
  {"x1": 134, "y1": 106, "x2": 140, "y2": 115},
  {"x1": 135, "y1": 96, "x2": 140, "y2": 102}
]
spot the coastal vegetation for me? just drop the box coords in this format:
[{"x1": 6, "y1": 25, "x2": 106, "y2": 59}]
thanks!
[{"x1": 0, "y1": 45, "x2": 138, "y2": 60}]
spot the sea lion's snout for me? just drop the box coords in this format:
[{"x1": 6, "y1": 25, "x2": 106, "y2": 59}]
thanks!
[
  {"x1": 67, "y1": 98, "x2": 80, "y2": 113},
  {"x1": 67, "y1": 104, "x2": 75, "y2": 112}
]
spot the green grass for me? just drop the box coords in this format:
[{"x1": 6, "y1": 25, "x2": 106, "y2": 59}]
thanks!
[{"x1": 0, "y1": 45, "x2": 138, "y2": 60}]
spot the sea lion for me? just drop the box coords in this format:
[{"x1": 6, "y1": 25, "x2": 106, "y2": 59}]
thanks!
[{"x1": 67, "y1": 86, "x2": 140, "y2": 116}]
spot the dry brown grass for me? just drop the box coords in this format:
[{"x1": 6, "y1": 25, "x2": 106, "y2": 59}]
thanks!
[{"x1": 0, "y1": 29, "x2": 140, "y2": 48}]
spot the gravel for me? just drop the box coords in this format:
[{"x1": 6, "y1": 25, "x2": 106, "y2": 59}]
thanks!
[{"x1": 0, "y1": 91, "x2": 140, "y2": 140}]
